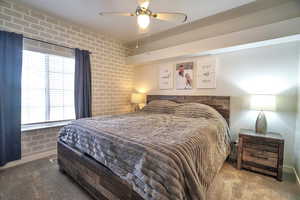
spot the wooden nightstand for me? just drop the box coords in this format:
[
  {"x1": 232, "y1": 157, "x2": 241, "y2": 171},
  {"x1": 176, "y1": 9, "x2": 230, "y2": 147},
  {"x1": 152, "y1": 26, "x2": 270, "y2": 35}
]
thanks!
[{"x1": 237, "y1": 129, "x2": 284, "y2": 181}]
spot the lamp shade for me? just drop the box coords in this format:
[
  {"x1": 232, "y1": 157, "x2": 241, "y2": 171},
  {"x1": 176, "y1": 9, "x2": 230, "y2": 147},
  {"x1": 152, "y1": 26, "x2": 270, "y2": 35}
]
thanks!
[
  {"x1": 250, "y1": 95, "x2": 276, "y2": 111},
  {"x1": 131, "y1": 93, "x2": 146, "y2": 104}
]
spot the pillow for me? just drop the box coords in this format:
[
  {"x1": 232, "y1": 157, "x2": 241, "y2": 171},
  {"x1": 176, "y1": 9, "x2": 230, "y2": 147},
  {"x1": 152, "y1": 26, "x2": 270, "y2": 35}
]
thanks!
[
  {"x1": 174, "y1": 103, "x2": 223, "y2": 120},
  {"x1": 141, "y1": 100, "x2": 179, "y2": 114}
]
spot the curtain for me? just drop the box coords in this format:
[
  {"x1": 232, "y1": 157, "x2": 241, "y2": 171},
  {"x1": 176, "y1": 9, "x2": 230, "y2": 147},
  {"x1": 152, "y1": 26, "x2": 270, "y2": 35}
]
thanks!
[
  {"x1": 0, "y1": 31, "x2": 23, "y2": 166},
  {"x1": 74, "y1": 48, "x2": 92, "y2": 119}
]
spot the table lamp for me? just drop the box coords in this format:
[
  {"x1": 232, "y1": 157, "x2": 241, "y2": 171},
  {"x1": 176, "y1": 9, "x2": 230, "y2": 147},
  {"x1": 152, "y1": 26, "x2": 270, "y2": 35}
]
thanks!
[
  {"x1": 131, "y1": 93, "x2": 146, "y2": 111},
  {"x1": 250, "y1": 95, "x2": 276, "y2": 134}
]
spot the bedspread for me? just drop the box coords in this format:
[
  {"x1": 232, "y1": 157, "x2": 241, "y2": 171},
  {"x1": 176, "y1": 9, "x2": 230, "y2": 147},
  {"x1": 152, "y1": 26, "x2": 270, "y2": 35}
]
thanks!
[{"x1": 59, "y1": 112, "x2": 230, "y2": 200}]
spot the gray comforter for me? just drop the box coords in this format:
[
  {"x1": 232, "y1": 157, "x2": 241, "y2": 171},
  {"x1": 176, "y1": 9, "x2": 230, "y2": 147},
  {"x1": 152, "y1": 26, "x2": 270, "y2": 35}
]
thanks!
[{"x1": 59, "y1": 112, "x2": 230, "y2": 200}]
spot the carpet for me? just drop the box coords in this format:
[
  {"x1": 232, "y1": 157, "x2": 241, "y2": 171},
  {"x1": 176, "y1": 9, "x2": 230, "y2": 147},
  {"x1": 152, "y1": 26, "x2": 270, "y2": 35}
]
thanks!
[{"x1": 0, "y1": 156, "x2": 299, "y2": 200}]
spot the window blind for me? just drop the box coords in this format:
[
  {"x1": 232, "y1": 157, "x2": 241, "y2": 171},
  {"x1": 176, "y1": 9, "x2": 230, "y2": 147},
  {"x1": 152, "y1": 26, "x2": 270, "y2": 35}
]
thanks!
[{"x1": 21, "y1": 50, "x2": 75, "y2": 124}]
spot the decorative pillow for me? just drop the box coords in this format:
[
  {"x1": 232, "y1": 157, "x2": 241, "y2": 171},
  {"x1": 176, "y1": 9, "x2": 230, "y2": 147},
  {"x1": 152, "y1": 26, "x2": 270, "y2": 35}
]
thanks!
[
  {"x1": 141, "y1": 100, "x2": 179, "y2": 114},
  {"x1": 174, "y1": 103, "x2": 223, "y2": 120}
]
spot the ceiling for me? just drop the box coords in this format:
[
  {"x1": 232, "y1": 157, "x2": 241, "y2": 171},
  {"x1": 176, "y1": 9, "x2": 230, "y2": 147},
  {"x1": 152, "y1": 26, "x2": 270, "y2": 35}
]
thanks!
[{"x1": 16, "y1": 0, "x2": 255, "y2": 42}]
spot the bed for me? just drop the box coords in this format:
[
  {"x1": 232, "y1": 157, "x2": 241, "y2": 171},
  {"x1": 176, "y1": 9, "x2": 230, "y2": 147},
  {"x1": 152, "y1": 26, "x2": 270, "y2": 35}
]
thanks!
[{"x1": 57, "y1": 95, "x2": 231, "y2": 200}]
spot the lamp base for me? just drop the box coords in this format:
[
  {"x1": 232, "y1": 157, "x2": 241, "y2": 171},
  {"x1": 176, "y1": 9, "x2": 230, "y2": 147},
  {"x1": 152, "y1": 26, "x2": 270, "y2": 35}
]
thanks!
[
  {"x1": 138, "y1": 103, "x2": 145, "y2": 109},
  {"x1": 255, "y1": 111, "x2": 267, "y2": 134},
  {"x1": 133, "y1": 104, "x2": 140, "y2": 112}
]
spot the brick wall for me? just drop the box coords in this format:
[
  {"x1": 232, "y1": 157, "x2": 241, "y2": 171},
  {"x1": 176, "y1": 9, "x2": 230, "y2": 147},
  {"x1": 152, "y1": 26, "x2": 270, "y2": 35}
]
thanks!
[
  {"x1": 0, "y1": 0, "x2": 134, "y2": 158},
  {"x1": 21, "y1": 127, "x2": 61, "y2": 157}
]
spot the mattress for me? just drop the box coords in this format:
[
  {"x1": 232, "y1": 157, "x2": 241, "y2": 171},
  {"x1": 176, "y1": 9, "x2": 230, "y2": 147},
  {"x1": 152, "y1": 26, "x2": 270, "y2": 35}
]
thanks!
[{"x1": 59, "y1": 111, "x2": 230, "y2": 200}]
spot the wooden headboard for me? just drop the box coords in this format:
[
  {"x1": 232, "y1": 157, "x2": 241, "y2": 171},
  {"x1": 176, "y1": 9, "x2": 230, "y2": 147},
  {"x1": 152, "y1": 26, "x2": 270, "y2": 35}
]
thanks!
[{"x1": 147, "y1": 95, "x2": 230, "y2": 125}]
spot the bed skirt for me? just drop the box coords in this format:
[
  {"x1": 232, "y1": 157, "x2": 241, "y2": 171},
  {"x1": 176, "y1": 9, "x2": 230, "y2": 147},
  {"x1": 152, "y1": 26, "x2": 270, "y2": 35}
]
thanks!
[{"x1": 57, "y1": 140, "x2": 144, "y2": 200}]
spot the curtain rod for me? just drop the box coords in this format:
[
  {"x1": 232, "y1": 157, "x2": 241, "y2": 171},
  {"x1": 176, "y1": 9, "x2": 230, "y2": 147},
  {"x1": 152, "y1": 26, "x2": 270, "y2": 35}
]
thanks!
[{"x1": 23, "y1": 36, "x2": 92, "y2": 54}]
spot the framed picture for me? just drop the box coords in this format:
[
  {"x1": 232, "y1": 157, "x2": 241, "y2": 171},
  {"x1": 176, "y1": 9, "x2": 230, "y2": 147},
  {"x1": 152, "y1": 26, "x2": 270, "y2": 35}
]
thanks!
[
  {"x1": 197, "y1": 58, "x2": 216, "y2": 89},
  {"x1": 175, "y1": 62, "x2": 193, "y2": 90},
  {"x1": 159, "y1": 65, "x2": 173, "y2": 90}
]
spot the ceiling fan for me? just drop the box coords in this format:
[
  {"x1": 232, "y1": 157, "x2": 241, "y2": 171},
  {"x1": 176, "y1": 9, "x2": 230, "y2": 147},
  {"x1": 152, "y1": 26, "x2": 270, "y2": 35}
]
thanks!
[{"x1": 99, "y1": 0, "x2": 188, "y2": 30}]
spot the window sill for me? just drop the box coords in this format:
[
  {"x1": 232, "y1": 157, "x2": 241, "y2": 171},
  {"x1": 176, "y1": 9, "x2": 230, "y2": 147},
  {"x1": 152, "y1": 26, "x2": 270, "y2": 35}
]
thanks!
[{"x1": 21, "y1": 120, "x2": 72, "y2": 132}]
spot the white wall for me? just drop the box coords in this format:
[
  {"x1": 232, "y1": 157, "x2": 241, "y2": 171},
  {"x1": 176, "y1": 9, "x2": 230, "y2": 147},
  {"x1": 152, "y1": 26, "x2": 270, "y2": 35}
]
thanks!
[
  {"x1": 295, "y1": 46, "x2": 300, "y2": 176},
  {"x1": 134, "y1": 42, "x2": 299, "y2": 166}
]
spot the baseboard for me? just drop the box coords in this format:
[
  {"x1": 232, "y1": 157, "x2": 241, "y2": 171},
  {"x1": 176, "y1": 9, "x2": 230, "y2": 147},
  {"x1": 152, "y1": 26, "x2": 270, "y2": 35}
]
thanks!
[
  {"x1": 0, "y1": 149, "x2": 57, "y2": 170},
  {"x1": 293, "y1": 168, "x2": 300, "y2": 186},
  {"x1": 284, "y1": 165, "x2": 300, "y2": 186}
]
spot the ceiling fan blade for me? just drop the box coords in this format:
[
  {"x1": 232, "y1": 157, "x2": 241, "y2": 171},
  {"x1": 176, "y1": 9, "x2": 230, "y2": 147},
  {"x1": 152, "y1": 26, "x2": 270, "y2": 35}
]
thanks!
[
  {"x1": 138, "y1": 0, "x2": 151, "y2": 9},
  {"x1": 152, "y1": 12, "x2": 187, "y2": 22},
  {"x1": 99, "y1": 12, "x2": 135, "y2": 17}
]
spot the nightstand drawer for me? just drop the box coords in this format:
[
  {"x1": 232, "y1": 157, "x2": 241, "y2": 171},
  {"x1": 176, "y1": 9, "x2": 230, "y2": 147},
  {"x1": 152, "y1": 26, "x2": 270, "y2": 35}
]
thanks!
[
  {"x1": 243, "y1": 148, "x2": 277, "y2": 168},
  {"x1": 243, "y1": 148, "x2": 278, "y2": 158},
  {"x1": 243, "y1": 136, "x2": 278, "y2": 147},
  {"x1": 243, "y1": 143, "x2": 278, "y2": 153}
]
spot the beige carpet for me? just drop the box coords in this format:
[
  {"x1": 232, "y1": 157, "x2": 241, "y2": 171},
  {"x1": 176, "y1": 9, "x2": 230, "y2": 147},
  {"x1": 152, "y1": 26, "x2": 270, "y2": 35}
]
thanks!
[
  {"x1": 207, "y1": 163, "x2": 300, "y2": 200},
  {"x1": 0, "y1": 156, "x2": 299, "y2": 200}
]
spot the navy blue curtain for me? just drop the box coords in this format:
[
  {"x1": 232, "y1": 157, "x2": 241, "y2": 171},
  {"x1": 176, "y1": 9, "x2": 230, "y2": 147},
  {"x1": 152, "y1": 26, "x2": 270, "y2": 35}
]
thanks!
[
  {"x1": 74, "y1": 48, "x2": 92, "y2": 119},
  {"x1": 0, "y1": 31, "x2": 23, "y2": 166}
]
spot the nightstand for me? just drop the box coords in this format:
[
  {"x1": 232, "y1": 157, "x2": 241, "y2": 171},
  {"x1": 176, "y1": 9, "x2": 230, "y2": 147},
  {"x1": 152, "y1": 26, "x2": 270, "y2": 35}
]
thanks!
[{"x1": 237, "y1": 129, "x2": 284, "y2": 181}]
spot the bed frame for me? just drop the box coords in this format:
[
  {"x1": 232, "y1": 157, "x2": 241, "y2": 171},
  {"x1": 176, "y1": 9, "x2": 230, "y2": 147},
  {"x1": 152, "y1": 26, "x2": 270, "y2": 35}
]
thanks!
[
  {"x1": 57, "y1": 95, "x2": 230, "y2": 200},
  {"x1": 57, "y1": 141, "x2": 143, "y2": 200}
]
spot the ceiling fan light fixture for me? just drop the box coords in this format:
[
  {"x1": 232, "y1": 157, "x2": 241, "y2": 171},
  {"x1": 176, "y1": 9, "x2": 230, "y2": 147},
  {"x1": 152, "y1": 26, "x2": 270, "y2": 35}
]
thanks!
[
  {"x1": 99, "y1": 0, "x2": 188, "y2": 32},
  {"x1": 137, "y1": 14, "x2": 150, "y2": 29}
]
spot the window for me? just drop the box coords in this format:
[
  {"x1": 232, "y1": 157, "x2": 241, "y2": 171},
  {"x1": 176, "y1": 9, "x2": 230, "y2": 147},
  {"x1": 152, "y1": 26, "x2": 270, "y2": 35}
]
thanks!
[{"x1": 22, "y1": 50, "x2": 75, "y2": 124}]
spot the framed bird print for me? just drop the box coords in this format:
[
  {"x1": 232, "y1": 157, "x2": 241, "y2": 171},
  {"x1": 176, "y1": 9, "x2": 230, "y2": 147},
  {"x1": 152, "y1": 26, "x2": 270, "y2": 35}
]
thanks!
[
  {"x1": 159, "y1": 65, "x2": 173, "y2": 90},
  {"x1": 197, "y1": 58, "x2": 216, "y2": 89}
]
